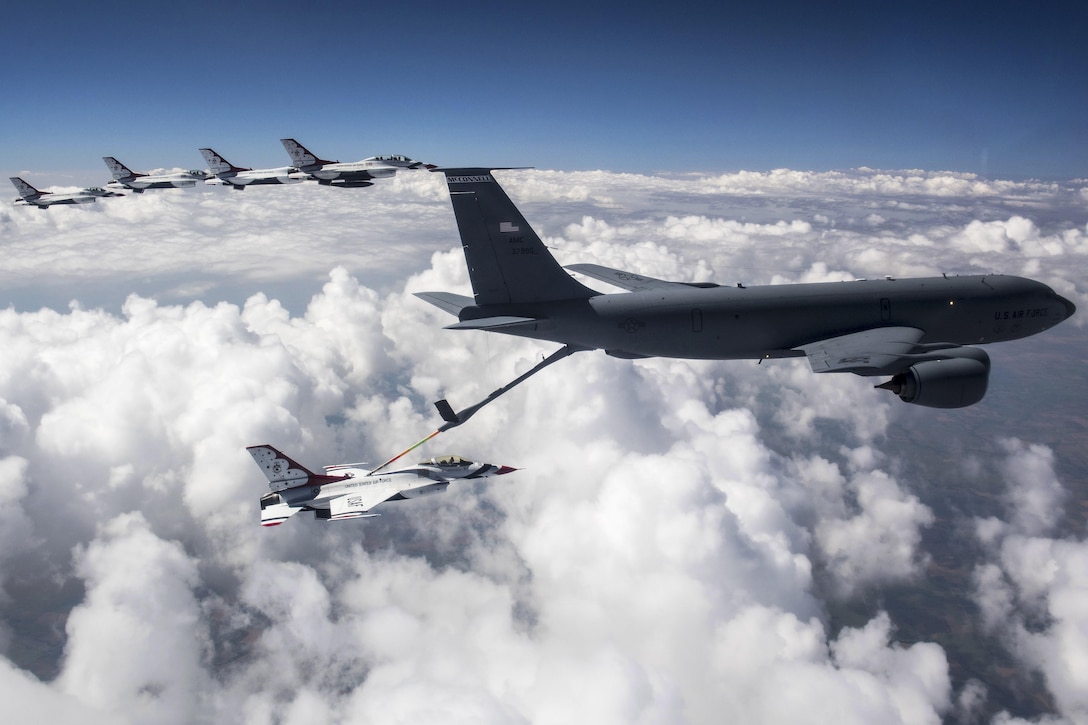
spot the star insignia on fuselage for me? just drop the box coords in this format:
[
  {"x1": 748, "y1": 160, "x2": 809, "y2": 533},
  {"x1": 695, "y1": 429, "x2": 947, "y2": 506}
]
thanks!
[{"x1": 620, "y1": 318, "x2": 645, "y2": 334}]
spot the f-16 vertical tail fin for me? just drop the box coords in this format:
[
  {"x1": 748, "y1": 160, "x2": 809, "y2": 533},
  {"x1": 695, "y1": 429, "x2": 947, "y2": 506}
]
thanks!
[
  {"x1": 199, "y1": 148, "x2": 248, "y2": 175},
  {"x1": 438, "y1": 169, "x2": 597, "y2": 305},
  {"x1": 102, "y1": 157, "x2": 143, "y2": 181},
  {"x1": 9, "y1": 177, "x2": 44, "y2": 200},
  {"x1": 280, "y1": 138, "x2": 336, "y2": 169},
  {"x1": 246, "y1": 445, "x2": 349, "y2": 493}
]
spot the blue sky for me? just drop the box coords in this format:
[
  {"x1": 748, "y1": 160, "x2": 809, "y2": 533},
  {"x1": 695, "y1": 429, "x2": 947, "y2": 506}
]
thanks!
[{"x1": 3, "y1": 1, "x2": 1086, "y2": 184}]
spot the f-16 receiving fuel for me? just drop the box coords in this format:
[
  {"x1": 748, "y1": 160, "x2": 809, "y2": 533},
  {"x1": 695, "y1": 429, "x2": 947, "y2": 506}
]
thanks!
[
  {"x1": 247, "y1": 444, "x2": 516, "y2": 526},
  {"x1": 199, "y1": 148, "x2": 307, "y2": 190},
  {"x1": 10, "y1": 176, "x2": 124, "y2": 208},
  {"x1": 415, "y1": 169, "x2": 1076, "y2": 409},
  {"x1": 102, "y1": 156, "x2": 207, "y2": 192},
  {"x1": 280, "y1": 138, "x2": 434, "y2": 188}
]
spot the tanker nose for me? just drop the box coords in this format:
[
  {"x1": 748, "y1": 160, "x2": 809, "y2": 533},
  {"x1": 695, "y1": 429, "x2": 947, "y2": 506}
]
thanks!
[{"x1": 1055, "y1": 292, "x2": 1076, "y2": 320}]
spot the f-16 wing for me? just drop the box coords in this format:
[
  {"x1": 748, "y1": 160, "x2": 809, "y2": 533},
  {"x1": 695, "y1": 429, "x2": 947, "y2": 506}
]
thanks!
[
  {"x1": 328, "y1": 487, "x2": 400, "y2": 521},
  {"x1": 260, "y1": 487, "x2": 388, "y2": 525},
  {"x1": 326, "y1": 492, "x2": 387, "y2": 520}
]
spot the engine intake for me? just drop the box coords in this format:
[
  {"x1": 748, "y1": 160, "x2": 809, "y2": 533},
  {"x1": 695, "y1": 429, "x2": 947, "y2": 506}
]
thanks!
[{"x1": 876, "y1": 348, "x2": 990, "y2": 408}]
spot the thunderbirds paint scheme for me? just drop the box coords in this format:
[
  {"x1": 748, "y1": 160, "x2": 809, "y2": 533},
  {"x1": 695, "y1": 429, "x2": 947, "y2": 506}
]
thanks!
[
  {"x1": 247, "y1": 445, "x2": 515, "y2": 526},
  {"x1": 102, "y1": 157, "x2": 207, "y2": 192},
  {"x1": 10, "y1": 176, "x2": 123, "y2": 208},
  {"x1": 280, "y1": 138, "x2": 434, "y2": 188},
  {"x1": 199, "y1": 147, "x2": 307, "y2": 189}
]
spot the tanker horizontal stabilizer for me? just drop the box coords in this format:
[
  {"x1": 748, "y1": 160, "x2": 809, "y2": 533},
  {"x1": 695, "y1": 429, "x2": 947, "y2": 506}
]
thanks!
[
  {"x1": 566, "y1": 263, "x2": 698, "y2": 292},
  {"x1": 414, "y1": 291, "x2": 474, "y2": 317},
  {"x1": 444, "y1": 316, "x2": 541, "y2": 331}
]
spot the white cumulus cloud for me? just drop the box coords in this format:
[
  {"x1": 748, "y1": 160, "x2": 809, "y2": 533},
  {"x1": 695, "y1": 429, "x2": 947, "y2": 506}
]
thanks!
[{"x1": 0, "y1": 168, "x2": 1084, "y2": 722}]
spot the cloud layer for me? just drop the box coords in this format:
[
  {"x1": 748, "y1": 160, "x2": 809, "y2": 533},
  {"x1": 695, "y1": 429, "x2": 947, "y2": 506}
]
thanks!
[{"x1": 0, "y1": 169, "x2": 1085, "y2": 722}]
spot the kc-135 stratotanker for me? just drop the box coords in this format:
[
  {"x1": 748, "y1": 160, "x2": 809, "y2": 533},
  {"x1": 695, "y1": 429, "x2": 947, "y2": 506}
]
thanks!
[
  {"x1": 416, "y1": 169, "x2": 1076, "y2": 409},
  {"x1": 247, "y1": 445, "x2": 515, "y2": 526}
]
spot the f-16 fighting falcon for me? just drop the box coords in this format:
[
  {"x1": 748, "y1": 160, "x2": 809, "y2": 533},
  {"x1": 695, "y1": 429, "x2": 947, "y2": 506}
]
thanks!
[
  {"x1": 102, "y1": 156, "x2": 207, "y2": 192},
  {"x1": 10, "y1": 176, "x2": 124, "y2": 208},
  {"x1": 415, "y1": 169, "x2": 1076, "y2": 409},
  {"x1": 247, "y1": 445, "x2": 516, "y2": 526},
  {"x1": 198, "y1": 147, "x2": 308, "y2": 190},
  {"x1": 280, "y1": 138, "x2": 435, "y2": 188}
]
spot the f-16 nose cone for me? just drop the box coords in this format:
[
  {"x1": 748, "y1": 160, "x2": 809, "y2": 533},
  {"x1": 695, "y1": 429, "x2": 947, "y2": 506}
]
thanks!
[{"x1": 496, "y1": 466, "x2": 517, "y2": 475}]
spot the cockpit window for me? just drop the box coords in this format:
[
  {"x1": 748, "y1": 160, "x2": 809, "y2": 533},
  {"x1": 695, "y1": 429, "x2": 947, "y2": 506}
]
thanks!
[{"x1": 423, "y1": 454, "x2": 471, "y2": 467}]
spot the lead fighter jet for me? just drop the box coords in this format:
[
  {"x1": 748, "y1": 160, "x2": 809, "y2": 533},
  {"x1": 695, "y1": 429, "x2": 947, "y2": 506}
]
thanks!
[
  {"x1": 416, "y1": 169, "x2": 1076, "y2": 409},
  {"x1": 280, "y1": 138, "x2": 434, "y2": 188},
  {"x1": 247, "y1": 445, "x2": 516, "y2": 526}
]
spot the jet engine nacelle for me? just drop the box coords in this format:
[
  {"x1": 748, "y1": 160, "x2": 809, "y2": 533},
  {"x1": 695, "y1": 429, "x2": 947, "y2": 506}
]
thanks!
[
  {"x1": 399, "y1": 482, "x2": 449, "y2": 499},
  {"x1": 877, "y1": 347, "x2": 990, "y2": 408}
]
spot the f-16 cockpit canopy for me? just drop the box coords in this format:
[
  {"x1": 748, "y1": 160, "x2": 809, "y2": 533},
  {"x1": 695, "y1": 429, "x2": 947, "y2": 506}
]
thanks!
[
  {"x1": 423, "y1": 455, "x2": 472, "y2": 467},
  {"x1": 372, "y1": 155, "x2": 413, "y2": 163}
]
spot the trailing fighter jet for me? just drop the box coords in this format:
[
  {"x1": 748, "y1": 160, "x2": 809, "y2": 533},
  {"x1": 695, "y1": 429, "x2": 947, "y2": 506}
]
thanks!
[
  {"x1": 247, "y1": 444, "x2": 516, "y2": 526},
  {"x1": 415, "y1": 169, "x2": 1076, "y2": 409},
  {"x1": 10, "y1": 176, "x2": 123, "y2": 208},
  {"x1": 102, "y1": 156, "x2": 207, "y2": 192},
  {"x1": 198, "y1": 148, "x2": 307, "y2": 190},
  {"x1": 280, "y1": 138, "x2": 434, "y2": 188}
]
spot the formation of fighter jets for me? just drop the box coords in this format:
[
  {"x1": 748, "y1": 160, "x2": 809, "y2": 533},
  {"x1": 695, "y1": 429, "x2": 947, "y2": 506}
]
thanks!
[{"x1": 9, "y1": 139, "x2": 434, "y2": 207}]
